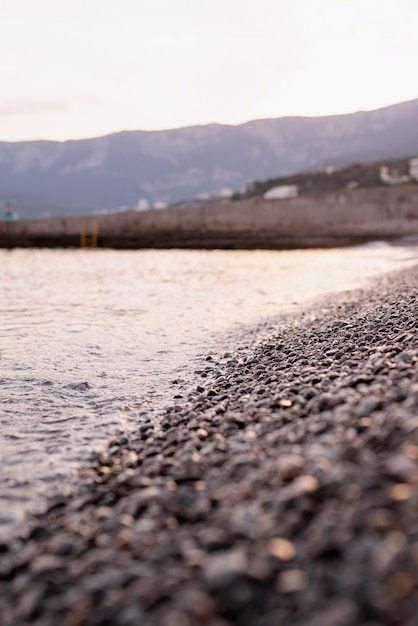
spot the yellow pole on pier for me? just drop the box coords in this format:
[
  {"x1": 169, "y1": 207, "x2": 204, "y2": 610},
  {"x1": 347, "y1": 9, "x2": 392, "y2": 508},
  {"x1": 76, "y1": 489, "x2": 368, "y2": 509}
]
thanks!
[{"x1": 80, "y1": 220, "x2": 98, "y2": 248}]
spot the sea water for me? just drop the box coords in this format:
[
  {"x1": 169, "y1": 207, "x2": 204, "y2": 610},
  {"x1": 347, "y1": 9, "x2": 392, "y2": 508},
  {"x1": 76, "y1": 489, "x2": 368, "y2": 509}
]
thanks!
[{"x1": 1, "y1": 245, "x2": 417, "y2": 539}]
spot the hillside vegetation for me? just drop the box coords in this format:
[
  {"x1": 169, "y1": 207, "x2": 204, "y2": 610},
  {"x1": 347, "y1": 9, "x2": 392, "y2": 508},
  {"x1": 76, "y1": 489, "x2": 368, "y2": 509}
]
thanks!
[{"x1": 232, "y1": 157, "x2": 415, "y2": 200}]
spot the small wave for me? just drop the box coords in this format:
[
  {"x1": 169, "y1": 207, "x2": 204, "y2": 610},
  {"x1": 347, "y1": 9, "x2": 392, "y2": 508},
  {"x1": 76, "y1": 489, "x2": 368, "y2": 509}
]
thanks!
[
  {"x1": 65, "y1": 381, "x2": 92, "y2": 391},
  {"x1": 354, "y1": 240, "x2": 392, "y2": 249}
]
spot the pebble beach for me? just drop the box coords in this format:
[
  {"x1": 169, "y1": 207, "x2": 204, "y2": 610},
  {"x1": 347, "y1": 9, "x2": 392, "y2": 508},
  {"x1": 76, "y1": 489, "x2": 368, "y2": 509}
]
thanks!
[{"x1": 1, "y1": 264, "x2": 418, "y2": 626}]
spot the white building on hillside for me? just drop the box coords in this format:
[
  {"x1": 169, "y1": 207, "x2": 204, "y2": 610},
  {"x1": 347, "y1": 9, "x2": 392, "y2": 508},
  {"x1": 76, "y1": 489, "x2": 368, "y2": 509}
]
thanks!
[
  {"x1": 153, "y1": 201, "x2": 168, "y2": 210},
  {"x1": 135, "y1": 198, "x2": 149, "y2": 211},
  {"x1": 409, "y1": 158, "x2": 418, "y2": 181},
  {"x1": 263, "y1": 185, "x2": 298, "y2": 200},
  {"x1": 379, "y1": 167, "x2": 410, "y2": 186}
]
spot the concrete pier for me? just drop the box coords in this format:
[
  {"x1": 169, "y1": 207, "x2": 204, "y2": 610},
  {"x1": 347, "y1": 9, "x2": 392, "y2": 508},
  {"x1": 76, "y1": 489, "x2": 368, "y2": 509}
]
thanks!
[{"x1": 1, "y1": 185, "x2": 418, "y2": 249}]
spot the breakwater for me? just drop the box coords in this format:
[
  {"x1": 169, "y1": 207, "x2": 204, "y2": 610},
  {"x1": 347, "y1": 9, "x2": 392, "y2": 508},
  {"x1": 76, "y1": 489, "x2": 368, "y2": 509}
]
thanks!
[{"x1": 2, "y1": 185, "x2": 418, "y2": 249}]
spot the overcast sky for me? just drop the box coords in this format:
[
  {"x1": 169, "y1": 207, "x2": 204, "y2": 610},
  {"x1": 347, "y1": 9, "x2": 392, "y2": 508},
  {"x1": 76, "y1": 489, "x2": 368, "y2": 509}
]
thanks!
[{"x1": 1, "y1": 0, "x2": 417, "y2": 141}]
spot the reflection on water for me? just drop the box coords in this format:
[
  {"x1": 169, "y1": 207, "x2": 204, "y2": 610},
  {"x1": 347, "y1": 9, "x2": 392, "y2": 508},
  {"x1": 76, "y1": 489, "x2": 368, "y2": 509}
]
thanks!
[{"x1": 0, "y1": 245, "x2": 417, "y2": 538}]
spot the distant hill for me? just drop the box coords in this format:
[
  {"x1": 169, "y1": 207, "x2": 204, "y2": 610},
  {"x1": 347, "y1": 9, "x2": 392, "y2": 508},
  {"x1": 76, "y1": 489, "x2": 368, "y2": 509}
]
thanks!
[{"x1": 1, "y1": 99, "x2": 418, "y2": 218}]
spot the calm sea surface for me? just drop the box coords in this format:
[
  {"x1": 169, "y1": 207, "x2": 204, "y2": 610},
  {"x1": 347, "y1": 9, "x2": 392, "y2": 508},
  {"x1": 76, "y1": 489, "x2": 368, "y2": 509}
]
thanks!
[{"x1": 1, "y1": 245, "x2": 417, "y2": 539}]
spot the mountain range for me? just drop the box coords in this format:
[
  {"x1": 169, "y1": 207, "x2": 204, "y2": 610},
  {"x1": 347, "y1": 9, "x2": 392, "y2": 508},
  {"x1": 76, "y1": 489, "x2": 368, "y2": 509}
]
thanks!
[{"x1": 1, "y1": 98, "x2": 418, "y2": 218}]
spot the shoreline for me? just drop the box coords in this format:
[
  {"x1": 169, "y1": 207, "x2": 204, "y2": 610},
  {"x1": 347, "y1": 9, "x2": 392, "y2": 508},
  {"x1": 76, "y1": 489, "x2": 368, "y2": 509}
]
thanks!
[{"x1": 1, "y1": 265, "x2": 418, "y2": 625}]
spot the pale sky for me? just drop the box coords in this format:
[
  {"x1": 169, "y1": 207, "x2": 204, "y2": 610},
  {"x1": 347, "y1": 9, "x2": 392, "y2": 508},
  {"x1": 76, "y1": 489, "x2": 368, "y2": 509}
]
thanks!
[{"x1": 1, "y1": 0, "x2": 417, "y2": 142}]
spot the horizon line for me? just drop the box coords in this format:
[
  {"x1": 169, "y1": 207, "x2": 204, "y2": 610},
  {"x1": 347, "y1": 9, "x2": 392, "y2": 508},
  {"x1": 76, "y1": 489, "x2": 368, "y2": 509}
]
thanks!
[{"x1": 1, "y1": 96, "x2": 417, "y2": 145}]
